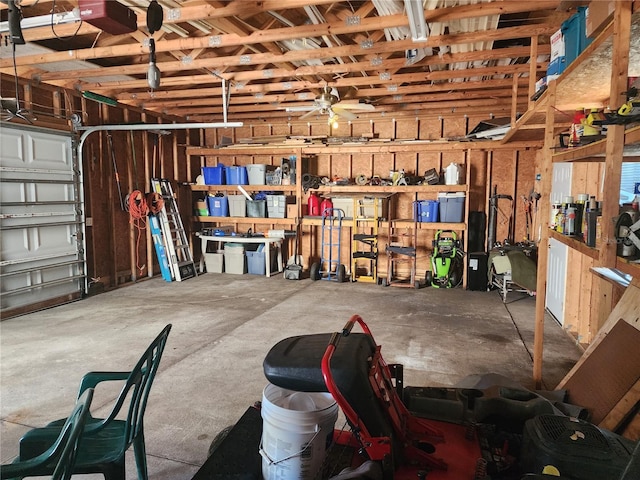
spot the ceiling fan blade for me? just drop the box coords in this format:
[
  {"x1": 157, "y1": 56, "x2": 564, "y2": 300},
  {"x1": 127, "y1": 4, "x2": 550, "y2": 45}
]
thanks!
[
  {"x1": 334, "y1": 101, "x2": 375, "y2": 111},
  {"x1": 299, "y1": 108, "x2": 321, "y2": 120},
  {"x1": 332, "y1": 108, "x2": 357, "y2": 120},
  {"x1": 1, "y1": 97, "x2": 20, "y2": 113},
  {"x1": 284, "y1": 105, "x2": 317, "y2": 112},
  {"x1": 15, "y1": 110, "x2": 35, "y2": 124}
]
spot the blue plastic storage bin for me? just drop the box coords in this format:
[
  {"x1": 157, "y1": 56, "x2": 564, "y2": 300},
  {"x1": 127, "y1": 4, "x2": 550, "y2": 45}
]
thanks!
[
  {"x1": 414, "y1": 200, "x2": 439, "y2": 222},
  {"x1": 246, "y1": 250, "x2": 265, "y2": 275},
  {"x1": 207, "y1": 195, "x2": 228, "y2": 217},
  {"x1": 202, "y1": 165, "x2": 225, "y2": 185},
  {"x1": 225, "y1": 166, "x2": 248, "y2": 185},
  {"x1": 562, "y1": 6, "x2": 592, "y2": 66},
  {"x1": 438, "y1": 193, "x2": 465, "y2": 223}
]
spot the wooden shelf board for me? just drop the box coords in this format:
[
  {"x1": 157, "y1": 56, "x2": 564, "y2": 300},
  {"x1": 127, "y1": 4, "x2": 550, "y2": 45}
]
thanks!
[
  {"x1": 188, "y1": 140, "x2": 540, "y2": 156},
  {"x1": 191, "y1": 184, "x2": 297, "y2": 193},
  {"x1": 393, "y1": 219, "x2": 466, "y2": 230},
  {"x1": 195, "y1": 216, "x2": 295, "y2": 225},
  {"x1": 553, "y1": 125, "x2": 640, "y2": 162},
  {"x1": 615, "y1": 257, "x2": 640, "y2": 278},
  {"x1": 314, "y1": 184, "x2": 467, "y2": 194},
  {"x1": 549, "y1": 229, "x2": 599, "y2": 260},
  {"x1": 503, "y1": 12, "x2": 640, "y2": 144},
  {"x1": 300, "y1": 218, "x2": 466, "y2": 230},
  {"x1": 187, "y1": 146, "x2": 301, "y2": 156}
]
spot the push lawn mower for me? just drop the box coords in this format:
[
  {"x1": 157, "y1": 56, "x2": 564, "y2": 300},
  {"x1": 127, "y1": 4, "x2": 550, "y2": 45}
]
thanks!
[
  {"x1": 425, "y1": 230, "x2": 464, "y2": 288},
  {"x1": 196, "y1": 315, "x2": 639, "y2": 480}
]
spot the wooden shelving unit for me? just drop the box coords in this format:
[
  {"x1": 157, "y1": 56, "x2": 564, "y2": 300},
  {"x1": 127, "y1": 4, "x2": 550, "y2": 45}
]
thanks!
[
  {"x1": 315, "y1": 184, "x2": 467, "y2": 194},
  {"x1": 191, "y1": 184, "x2": 297, "y2": 193},
  {"x1": 503, "y1": 4, "x2": 640, "y2": 387},
  {"x1": 188, "y1": 140, "x2": 472, "y2": 285},
  {"x1": 195, "y1": 216, "x2": 295, "y2": 225},
  {"x1": 548, "y1": 229, "x2": 599, "y2": 260}
]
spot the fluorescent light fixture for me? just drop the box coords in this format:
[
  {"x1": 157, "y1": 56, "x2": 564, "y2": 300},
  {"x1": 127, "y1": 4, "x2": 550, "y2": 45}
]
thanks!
[
  {"x1": 0, "y1": 9, "x2": 81, "y2": 34},
  {"x1": 404, "y1": 0, "x2": 428, "y2": 42}
]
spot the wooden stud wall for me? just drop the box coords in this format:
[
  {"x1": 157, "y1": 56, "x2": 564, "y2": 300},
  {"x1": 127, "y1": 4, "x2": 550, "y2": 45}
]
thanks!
[{"x1": 5, "y1": 78, "x2": 538, "y2": 294}]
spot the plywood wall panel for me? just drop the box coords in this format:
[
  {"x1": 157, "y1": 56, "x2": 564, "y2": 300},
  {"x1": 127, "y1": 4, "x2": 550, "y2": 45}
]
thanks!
[
  {"x1": 490, "y1": 150, "x2": 517, "y2": 244},
  {"x1": 394, "y1": 193, "x2": 416, "y2": 221},
  {"x1": 564, "y1": 248, "x2": 594, "y2": 342},
  {"x1": 290, "y1": 123, "x2": 311, "y2": 136},
  {"x1": 331, "y1": 121, "x2": 352, "y2": 137},
  {"x1": 234, "y1": 125, "x2": 253, "y2": 140},
  {"x1": 352, "y1": 153, "x2": 373, "y2": 179},
  {"x1": 351, "y1": 120, "x2": 372, "y2": 137},
  {"x1": 572, "y1": 162, "x2": 603, "y2": 201},
  {"x1": 374, "y1": 119, "x2": 395, "y2": 139},
  {"x1": 395, "y1": 152, "x2": 418, "y2": 177},
  {"x1": 252, "y1": 124, "x2": 273, "y2": 137},
  {"x1": 443, "y1": 117, "x2": 468, "y2": 138},
  {"x1": 468, "y1": 150, "x2": 488, "y2": 212},
  {"x1": 418, "y1": 152, "x2": 443, "y2": 177},
  {"x1": 419, "y1": 117, "x2": 443, "y2": 140},
  {"x1": 515, "y1": 149, "x2": 537, "y2": 242},
  {"x1": 396, "y1": 118, "x2": 419, "y2": 140}
]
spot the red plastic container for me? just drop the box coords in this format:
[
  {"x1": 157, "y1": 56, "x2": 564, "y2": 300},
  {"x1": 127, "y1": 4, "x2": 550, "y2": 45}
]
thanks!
[
  {"x1": 320, "y1": 198, "x2": 333, "y2": 217},
  {"x1": 308, "y1": 193, "x2": 321, "y2": 216}
]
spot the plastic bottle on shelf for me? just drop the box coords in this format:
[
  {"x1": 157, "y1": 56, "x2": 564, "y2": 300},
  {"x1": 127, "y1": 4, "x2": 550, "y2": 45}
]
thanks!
[
  {"x1": 586, "y1": 196, "x2": 598, "y2": 247},
  {"x1": 595, "y1": 202, "x2": 603, "y2": 248},
  {"x1": 565, "y1": 205, "x2": 576, "y2": 235}
]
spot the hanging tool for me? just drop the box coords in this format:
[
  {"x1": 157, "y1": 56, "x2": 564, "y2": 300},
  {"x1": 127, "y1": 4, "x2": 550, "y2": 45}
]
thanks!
[
  {"x1": 107, "y1": 131, "x2": 125, "y2": 211},
  {"x1": 522, "y1": 195, "x2": 532, "y2": 242}
]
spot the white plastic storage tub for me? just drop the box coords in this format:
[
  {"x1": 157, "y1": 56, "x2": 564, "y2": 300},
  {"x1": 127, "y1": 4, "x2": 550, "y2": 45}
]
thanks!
[{"x1": 437, "y1": 192, "x2": 466, "y2": 223}]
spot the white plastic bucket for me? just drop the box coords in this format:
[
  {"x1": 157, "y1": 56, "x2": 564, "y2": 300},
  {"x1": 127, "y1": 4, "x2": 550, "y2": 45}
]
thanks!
[{"x1": 260, "y1": 383, "x2": 338, "y2": 480}]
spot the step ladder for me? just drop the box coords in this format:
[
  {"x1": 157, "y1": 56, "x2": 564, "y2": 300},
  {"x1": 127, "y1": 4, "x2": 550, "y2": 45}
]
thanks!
[{"x1": 150, "y1": 178, "x2": 197, "y2": 282}]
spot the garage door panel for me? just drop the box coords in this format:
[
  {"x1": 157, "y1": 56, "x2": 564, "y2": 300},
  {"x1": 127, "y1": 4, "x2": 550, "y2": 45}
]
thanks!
[
  {"x1": 1, "y1": 130, "x2": 25, "y2": 165},
  {"x1": 2, "y1": 226, "x2": 77, "y2": 261},
  {"x1": 27, "y1": 135, "x2": 72, "y2": 171},
  {"x1": 1, "y1": 125, "x2": 85, "y2": 317}
]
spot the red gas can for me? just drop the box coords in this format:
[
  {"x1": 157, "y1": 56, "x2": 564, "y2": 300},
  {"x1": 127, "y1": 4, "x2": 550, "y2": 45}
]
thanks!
[
  {"x1": 320, "y1": 198, "x2": 333, "y2": 217},
  {"x1": 307, "y1": 192, "x2": 321, "y2": 216}
]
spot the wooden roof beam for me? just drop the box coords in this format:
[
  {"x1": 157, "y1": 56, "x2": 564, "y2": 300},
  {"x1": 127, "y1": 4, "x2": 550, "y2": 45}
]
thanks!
[
  {"x1": 2, "y1": 2, "x2": 561, "y2": 69},
  {"x1": 26, "y1": 24, "x2": 555, "y2": 86}
]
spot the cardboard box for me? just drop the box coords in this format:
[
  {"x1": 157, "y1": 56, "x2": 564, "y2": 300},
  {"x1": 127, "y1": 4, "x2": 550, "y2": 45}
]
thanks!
[
  {"x1": 586, "y1": 1, "x2": 615, "y2": 38},
  {"x1": 547, "y1": 57, "x2": 566, "y2": 76},
  {"x1": 550, "y1": 28, "x2": 565, "y2": 61}
]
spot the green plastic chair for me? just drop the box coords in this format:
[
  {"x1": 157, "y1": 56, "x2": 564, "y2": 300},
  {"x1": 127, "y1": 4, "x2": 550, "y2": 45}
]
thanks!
[
  {"x1": 1, "y1": 388, "x2": 94, "y2": 480},
  {"x1": 17, "y1": 324, "x2": 172, "y2": 480}
]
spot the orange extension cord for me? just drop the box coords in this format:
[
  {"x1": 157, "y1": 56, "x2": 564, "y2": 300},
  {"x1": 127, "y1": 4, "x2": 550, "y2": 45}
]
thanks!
[{"x1": 128, "y1": 191, "x2": 149, "y2": 277}]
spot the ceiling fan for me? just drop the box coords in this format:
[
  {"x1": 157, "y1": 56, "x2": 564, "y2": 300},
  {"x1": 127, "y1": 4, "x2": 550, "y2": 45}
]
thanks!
[
  {"x1": 1, "y1": 97, "x2": 36, "y2": 124},
  {"x1": 286, "y1": 86, "x2": 375, "y2": 125}
]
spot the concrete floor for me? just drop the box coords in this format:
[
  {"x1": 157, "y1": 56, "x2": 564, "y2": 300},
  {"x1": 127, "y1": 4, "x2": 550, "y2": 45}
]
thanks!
[{"x1": 0, "y1": 274, "x2": 583, "y2": 479}]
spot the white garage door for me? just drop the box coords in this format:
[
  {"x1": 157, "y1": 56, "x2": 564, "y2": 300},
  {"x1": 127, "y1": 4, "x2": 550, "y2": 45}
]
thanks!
[{"x1": 1, "y1": 124, "x2": 86, "y2": 318}]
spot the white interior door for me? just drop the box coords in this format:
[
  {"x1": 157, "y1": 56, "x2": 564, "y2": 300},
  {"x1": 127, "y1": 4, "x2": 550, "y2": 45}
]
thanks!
[
  {"x1": 546, "y1": 163, "x2": 572, "y2": 324},
  {"x1": 0, "y1": 124, "x2": 86, "y2": 317}
]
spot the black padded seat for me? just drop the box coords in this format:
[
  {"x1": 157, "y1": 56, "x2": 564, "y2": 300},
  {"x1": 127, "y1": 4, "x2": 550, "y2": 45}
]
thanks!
[{"x1": 263, "y1": 332, "x2": 392, "y2": 438}]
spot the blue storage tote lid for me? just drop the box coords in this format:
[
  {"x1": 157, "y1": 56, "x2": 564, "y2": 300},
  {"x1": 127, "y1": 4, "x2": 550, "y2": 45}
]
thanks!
[{"x1": 438, "y1": 192, "x2": 466, "y2": 199}]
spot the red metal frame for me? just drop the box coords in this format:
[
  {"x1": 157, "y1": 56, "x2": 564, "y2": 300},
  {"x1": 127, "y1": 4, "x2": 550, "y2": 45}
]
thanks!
[{"x1": 321, "y1": 314, "x2": 448, "y2": 470}]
